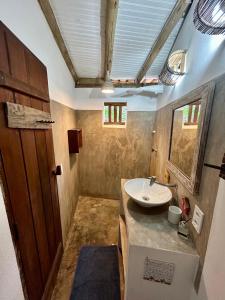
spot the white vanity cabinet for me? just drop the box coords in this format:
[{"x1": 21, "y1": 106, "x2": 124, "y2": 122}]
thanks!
[{"x1": 119, "y1": 179, "x2": 199, "y2": 300}]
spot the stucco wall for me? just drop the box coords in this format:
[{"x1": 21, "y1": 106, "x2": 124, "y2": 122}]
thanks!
[
  {"x1": 190, "y1": 178, "x2": 225, "y2": 300},
  {"x1": 72, "y1": 88, "x2": 157, "y2": 111},
  {"x1": 0, "y1": 184, "x2": 24, "y2": 300},
  {"x1": 151, "y1": 74, "x2": 225, "y2": 292},
  {"x1": 155, "y1": 0, "x2": 225, "y2": 297},
  {"x1": 51, "y1": 101, "x2": 79, "y2": 244},
  {"x1": 77, "y1": 110, "x2": 155, "y2": 199},
  {"x1": 158, "y1": 0, "x2": 225, "y2": 109},
  {"x1": 0, "y1": 0, "x2": 76, "y2": 109}
]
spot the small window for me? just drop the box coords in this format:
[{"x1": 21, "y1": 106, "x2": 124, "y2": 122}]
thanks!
[
  {"x1": 182, "y1": 101, "x2": 201, "y2": 129},
  {"x1": 103, "y1": 102, "x2": 127, "y2": 126}
]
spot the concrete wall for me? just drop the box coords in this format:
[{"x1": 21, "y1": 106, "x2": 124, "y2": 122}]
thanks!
[
  {"x1": 77, "y1": 111, "x2": 155, "y2": 199},
  {"x1": 0, "y1": 184, "x2": 24, "y2": 300},
  {"x1": 73, "y1": 88, "x2": 157, "y2": 111},
  {"x1": 154, "y1": 1, "x2": 225, "y2": 298},
  {"x1": 152, "y1": 75, "x2": 225, "y2": 286},
  {"x1": 190, "y1": 178, "x2": 225, "y2": 300},
  {"x1": 51, "y1": 101, "x2": 79, "y2": 244}
]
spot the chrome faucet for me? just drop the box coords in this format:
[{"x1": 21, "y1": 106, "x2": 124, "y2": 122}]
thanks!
[
  {"x1": 147, "y1": 176, "x2": 177, "y2": 188},
  {"x1": 147, "y1": 176, "x2": 157, "y2": 186}
]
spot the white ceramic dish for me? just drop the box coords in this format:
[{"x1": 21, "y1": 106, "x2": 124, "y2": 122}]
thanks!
[{"x1": 124, "y1": 178, "x2": 172, "y2": 208}]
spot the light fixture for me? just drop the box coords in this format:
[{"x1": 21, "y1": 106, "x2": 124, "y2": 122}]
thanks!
[
  {"x1": 159, "y1": 50, "x2": 186, "y2": 86},
  {"x1": 101, "y1": 71, "x2": 114, "y2": 94},
  {"x1": 193, "y1": 0, "x2": 225, "y2": 35}
]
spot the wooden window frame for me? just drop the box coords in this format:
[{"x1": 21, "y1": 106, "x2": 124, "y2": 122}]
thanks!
[{"x1": 104, "y1": 102, "x2": 127, "y2": 125}]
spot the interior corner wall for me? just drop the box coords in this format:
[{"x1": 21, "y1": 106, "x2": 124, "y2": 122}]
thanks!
[
  {"x1": 153, "y1": 1, "x2": 225, "y2": 299},
  {"x1": 0, "y1": 0, "x2": 76, "y2": 109},
  {"x1": 0, "y1": 185, "x2": 24, "y2": 300},
  {"x1": 51, "y1": 100, "x2": 79, "y2": 244},
  {"x1": 77, "y1": 110, "x2": 155, "y2": 199},
  {"x1": 152, "y1": 74, "x2": 225, "y2": 270}
]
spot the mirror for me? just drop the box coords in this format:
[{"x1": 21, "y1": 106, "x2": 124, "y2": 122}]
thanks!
[
  {"x1": 167, "y1": 83, "x2": 215, "y2": 194},
  {"x1": 170, "y1": 100, "x2": 201, "y2": 178}
]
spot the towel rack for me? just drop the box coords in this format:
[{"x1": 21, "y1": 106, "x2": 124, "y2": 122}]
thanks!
[{"x1": 204, "y1": 153, "x2": 225, "y2": 179}]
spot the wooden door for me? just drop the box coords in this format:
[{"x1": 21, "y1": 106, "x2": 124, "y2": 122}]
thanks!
[{"x1": 0, "y1": 22, "x2": 62, "y2": 300}]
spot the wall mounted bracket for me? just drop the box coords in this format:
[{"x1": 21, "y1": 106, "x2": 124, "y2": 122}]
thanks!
[{"x1": 204, "y1": 153, "x2": 225, "y2": 180}]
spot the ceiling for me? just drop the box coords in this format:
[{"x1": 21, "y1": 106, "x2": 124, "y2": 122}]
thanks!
[
  {"x1": 48, "y1": 0, "x2": 188, "y2": 82},
  {"x1": 111, "y1": 0, "x2": 182, "y2": 79},
  {"x1": 49, "y1": 0, "x2": 105, "y2": 78}
]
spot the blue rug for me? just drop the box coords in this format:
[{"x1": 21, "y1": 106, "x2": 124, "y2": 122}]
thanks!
[{"x1": 70, "y1": 245, "x2": 120, "y2": 300}]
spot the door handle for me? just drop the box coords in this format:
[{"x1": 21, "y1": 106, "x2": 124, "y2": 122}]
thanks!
[{"x1": 52, "y1": 165, "x2": 62, "y2": 176}]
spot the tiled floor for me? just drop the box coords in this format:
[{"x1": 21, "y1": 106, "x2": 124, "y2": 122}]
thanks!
[{"x1": 51, "y1": 196, "x2": 121, "y2": 300}]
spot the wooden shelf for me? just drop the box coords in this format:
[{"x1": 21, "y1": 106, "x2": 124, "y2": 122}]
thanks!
[{"x1": 68, "y1": 129, "x2": 82, "y2": 153}]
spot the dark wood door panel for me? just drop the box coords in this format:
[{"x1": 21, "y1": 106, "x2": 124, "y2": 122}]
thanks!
[
  {"x1": 26, "y1": 50, "x2": 49, "y2": 96},
  {"x1": 0, "y1": 21, "x2": 62, "y2": 300},
  {"x1": 43, "y1": 102, "x2": 62, "y2": 245},
  {"x1": 5, "y1": 29, "x2": 28, "y2": 83},
  {"x1": 0, "y1": 22, "x2": 49, "y2": 101},
  {"x1": 31, "y1": 98, "x2": 57, "y2": 262},
  {"x1": 15, "y1": 93, "x2": 51, "y2": 283},
  {"x1": 0, "y1": 23, "x2": 9, "y2": 74},
  {"x1": 0, "y1": 90, "x2": 43, "y2": 300}
]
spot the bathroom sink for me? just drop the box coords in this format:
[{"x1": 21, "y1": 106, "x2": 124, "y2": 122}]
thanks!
[{"x1": 124, "y1": 178, "x2": 172, "y2": 208}]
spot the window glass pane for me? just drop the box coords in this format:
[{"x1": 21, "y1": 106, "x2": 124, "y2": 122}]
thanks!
[
  {"x1": 103, "y1": 102, "x2": 127, "y2": 125},
  {"x1": 111, "y1": 106, "x2": 114, "y2": 122},
  {"x1": 116, "y1": 106, "x2": 119, "y2": 123},
  {"x1": 122, "y1": 106, "x2": 127, "y2": 123},
  {"x1": 104, "y1": 106, "x2": 109, "y2": 123}
]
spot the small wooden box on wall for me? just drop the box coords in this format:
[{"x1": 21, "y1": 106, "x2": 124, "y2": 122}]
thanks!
[{"x1": 68, "y1": 129, "x2": 82, "y2": 154}]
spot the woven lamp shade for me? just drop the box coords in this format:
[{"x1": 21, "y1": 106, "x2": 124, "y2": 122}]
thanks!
[
  {"x1": 159, "y1": 50, "x2": 186, "y2": 86},
  {"x1": 193, "y1": 0, "x2": 225, "y2": 35}
]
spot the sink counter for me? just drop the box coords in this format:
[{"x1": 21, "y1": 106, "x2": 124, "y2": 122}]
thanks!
[
  {"x1": 120, "y1": 179, "x2": 199, "y2": 300},
  {"x1": 121, "y1": 179, "x2": 197, "y2": 255}
]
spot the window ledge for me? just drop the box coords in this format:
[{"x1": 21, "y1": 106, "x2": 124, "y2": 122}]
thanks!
[{"x1": 102, "y1": 124, "x2": 126, "y2": 129}]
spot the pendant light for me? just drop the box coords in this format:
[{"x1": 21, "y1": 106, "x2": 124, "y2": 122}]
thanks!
[
  {"x1": 101, "y1": 71, "x2": 114, "y2": 94},
  {"x1": 193, "y1": 0, "x2": 225, "y2": 35},
  {"x1": 159, "y1": 50, "x2": 186, "y2": 86}
]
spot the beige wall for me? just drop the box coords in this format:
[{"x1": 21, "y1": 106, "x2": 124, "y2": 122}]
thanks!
[
  {"x1": 151, "y1": 74, "x2": 225, "y2": 283},
  {"x1": 0, "y1": 184, "x2": 24, "y2": 300},
  {"x1": 51, "y1": 101, "x2": 79, "y2": 244},
  {"x1": 77, "y1": 110, "x2": 155, "y2": 199}
]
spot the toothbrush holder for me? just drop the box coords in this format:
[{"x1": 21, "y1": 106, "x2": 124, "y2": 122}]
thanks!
[{"x1": 168, "y1": 205, "x2": 182, "y2": 225}]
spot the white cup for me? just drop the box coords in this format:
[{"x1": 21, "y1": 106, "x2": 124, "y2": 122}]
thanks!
[{"x1": 168, "y1": 206, "x2": 182, "y2": 225}]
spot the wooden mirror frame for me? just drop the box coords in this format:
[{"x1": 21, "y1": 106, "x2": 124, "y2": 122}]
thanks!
[{"x1": 167, "y1": 82, "x2": 215, "y2": 194}]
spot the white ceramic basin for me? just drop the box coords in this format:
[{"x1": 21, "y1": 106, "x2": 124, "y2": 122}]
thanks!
[{"x1": 124, "y1": 178, "x2": 172, "y2": 208}]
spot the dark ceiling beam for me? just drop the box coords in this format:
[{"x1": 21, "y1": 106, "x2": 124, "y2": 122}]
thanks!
[
  {"x1": 76, "y1": 78, "x2": 159, "y2": 88},
  {"x1": 38, "y1": 0, "x2": 78, "y2": 83},
  {"x1": 136, "y1": 0, "x2": 191, "y2": 83},
  {"x1": 104, "y1": 0, "x2": 119, "y2": 79}
]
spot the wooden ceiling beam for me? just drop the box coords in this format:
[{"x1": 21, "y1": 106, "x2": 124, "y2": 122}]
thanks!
[
  {"x1": 38, "y1": 0, "x2": 78, "y2": 83},
  {"x1": 104, "y1": 0, "x2": 119, "y2": 78},
  {"x1": 76, "y1": 78, "x2": 159, "y2": 88},
  {"x1": 136, "y1": 0, "x2": 191, "y2": 83}
]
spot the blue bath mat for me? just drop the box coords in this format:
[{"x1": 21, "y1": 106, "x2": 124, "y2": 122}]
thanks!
[{"x1": 70, "y1": 245, "x2": 120, "y2": 300}]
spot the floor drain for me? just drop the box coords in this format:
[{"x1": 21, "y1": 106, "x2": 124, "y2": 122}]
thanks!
[{"x1": 142, "y1": 196, "x2": 150, "y2": 201}]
